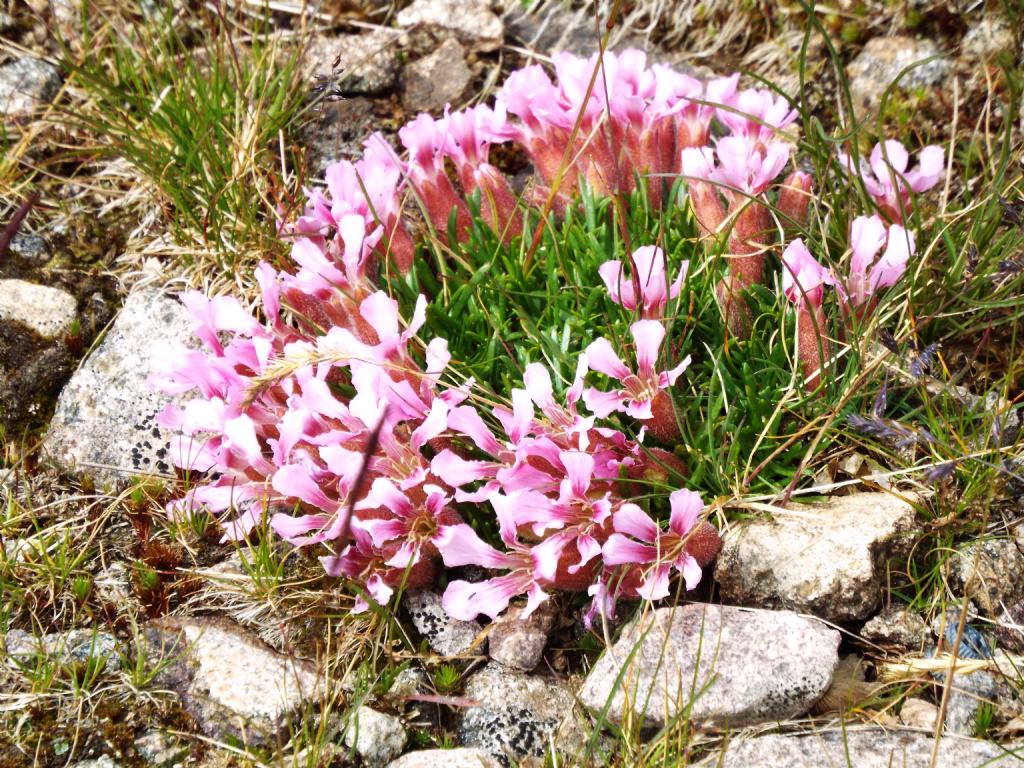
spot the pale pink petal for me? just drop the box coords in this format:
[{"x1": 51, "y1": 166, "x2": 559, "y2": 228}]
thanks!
[
  {"x1": 668, "y1": 488, "x2": 703, "y2": 537},
  {"x1": 905, "y1": 145, "x2": 944, "y2": 192},
  {"x1": 431, "y1": 450, "x2": 497, "y2": 487},
  {"x1": 435, "y1": 523, "x2": 516, "y2": 569},
  {"x1": 523, "y1": 363, "x2": 556, "y2": 409},
  {"x1": 447, "y1": 405, "x2": 504, "y2": 455},
  {"x1": 272, "y1": 464, "x2": 336, "y2": 511},
  {"x1": 442, "y1": 573, "x2": 529, "y2": 621},
  {"x1": 599, "y1": 260, "x2": 637, "y2": 309},
  {"x1": 679, "y1": 554, "x2": 703, "y2": 591},
  {"x1": 361, "y1": 517, "x2": 408, "y2": 548},
  {"x1": 631, "y1": 320, "x2": 666, "y2": 379},
  {"x1": 871, "y1": 140, "x2": 910, "y2": 180},
  {"x1": 582, "y1": 387, "x2": 627, "y2": 418},
  {"x1": 636, "y1": 563, "x2": 672, "y2": 601},
  {"x1": 521, "y1": 582, "x2": 550, "y2": 618},
  {"x1": 612, "y1": 502, "x2": 659, "y2": 542},
  {"x1": 560, "y1": 450, "x2": 595, "y2": 499},
  {"x1": 585, "y1": 337, "x2": 631, "y2": 380}
]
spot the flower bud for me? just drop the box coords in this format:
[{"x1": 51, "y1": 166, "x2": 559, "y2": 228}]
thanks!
[{"x1": 777, "y1": 171, "x2": 813, "y2": 228}]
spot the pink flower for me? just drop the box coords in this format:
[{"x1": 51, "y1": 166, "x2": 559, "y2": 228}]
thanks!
[
  {"x1": 781, "y1": 239, "x2": 835, "y2": 309},
  {"x1": 717, "y1": 88, "x2": 798, "y2": 143},
  {"x1": 599, "y1": 246, "x2": 687, "y2": 319},
  {"x1": 583, "y1": 320, "x2": 690, "y2": 420},
  {"x1": 837, "y1": 216, "x2": 915, "y2": 307},
  {"x1": 838, "y1": 140, "x2": 944, "y2": 222},
  {"x1": 436, "y1": 498, "x2": 553, "y2": 621},
  {"x1": 709, "y1": 135, "x2": 791, "y2": 199},
  {"x1": 602, "y1": 489, "x2": 705, "y2": 600}
]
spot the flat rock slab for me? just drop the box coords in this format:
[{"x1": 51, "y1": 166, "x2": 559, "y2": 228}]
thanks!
[
  {"x1": 0, "y1": 279, "x2": 77, "y2": 339},
  {"x1": 400, "y1": 38, "x2": 472, "y2": 114},
  {"x1": 387, "y1": 749, "x2": 501, "y2": 768},
  {"x1": 697, "y1": 729, "x2": 1023, "y2": 767},
  {"x1": 43, "y1": 287, "x2": 194, "y2": 485},
  {"x1": 0, "y1": 56, "x2": 61, "y2": 118},
  {"x1": 459, "y1": 662, "x2": 585, "y2": 765},
  {"x1": 140, "y1": 616, "x2": 321, "y2": 746},
  {"x1": 397, "y1": 0, "x2": 503, "y2": 52},
  {"x1": 580, "y1": 604, "x2": 840, "y2": 730},
  {"x1": 714, "y1": 492, "x2": 917, "y2": 622},
  {"x1": 305, "y1": 29, "x2": 401, "y2": 96},
  {"x1": 404, "y1": 589, "x2": 481, "y2": 656},
  {"x1": 846, "y1": 36, "x2": 949, "y2": 118},
  {"x1": 5, "y1": 628, "x2": 120, "y2": 675}
]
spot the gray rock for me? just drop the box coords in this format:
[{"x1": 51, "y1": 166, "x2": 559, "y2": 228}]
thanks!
[
  {"x1": 459, "y1": 662, "x2": 584, "y2": 765},
  {"x1": 0, "y1": 56, "x2": 61, "y2": 118},
  {"x1": 579, "y1": 604, "x2": 840, "y2": 730},
  {"x1": 714, "y1": 492, "x2": 917, "y2": 622},
  {"x1": 5, "y1": 628, "x2": 121, "y2": 675},
  {"x1": 696, "y1": 729, "x2": 1022, "y2": 766},
  {"x1": 944, "y1": 671, "x2": 998, "y2": 735},
  {"x1": 401, "y1": 38, "x2": 473, "y2": 114},
  {"x1": 0, "y1": 279, "x2": 77, "y2": 339},
  {"x1": 301, "y1": 96, "x2": 377, "y2": 180},
  {"x1": 961, "y1": 16, "x2": 1015, "y2": 61},
  {"x1": 43, "y1": 287, "x2": 195, "y2": 485},
  {"x1": 72, "y1": 757, "x2": 120, "y2": 768},
  {"x1": 305, "y1": 30, "x2": 401, "y2": 96},
  {"x1": 404, "y1": 589, "x2": 481, "y2": 656},
  {"x1": 861, "y1": 606, "x2": 929, "y2": 650},
  {"x1": 7, "y1": 232, "x2": 49, "y2": 263},
  {"x1": 133, "y1": 730, "x2": 188, "y2": 768},
  {"x1": 846, "y1": 37, "x2": 950, "y2": 118},
  {"x1": 140, "y1": 616, "x2": 322, "y2": 746},
  {"x1": 487, "y1": 599, "x2": 556, "y2": 671},
  {"x1": 397, "y1": 0, "x2": 503, "y2": 52},
  {"x1": 954, "y1": 536, "x2": 1024, "y2": 617},
  {"x1": 899, "y1": 698, "x2": 939, "y2": 730},
  {"x1": 386, "y1": 666, "x2": 431, "y2": 703},
  {"x1": 994, "y1": 599, "x2": 1024, "y2": 652},
  {"x1": 386, "y1": 749, "x2": 502, "y2": 768},
  {"x1": 343, "y1": 706, "x2": 408, "y2": 767}
]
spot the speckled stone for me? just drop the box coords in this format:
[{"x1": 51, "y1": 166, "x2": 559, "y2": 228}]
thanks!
[
  {"x1": 343, "y1": 706, "x2": 408, "y2": 767},
  {"x1": 5, "y1": 628, "x2": 121, "y2": 675},
  {"x1": 404, "y1": 589, "x2": 481, "y2": 656},
  {"x1": 386, "y1": 749, "x2": 501, "y2": 768},
  {"x1": 132, "y1": 730, "x2": 188, "y2": 768},
  {"x1": 954, "y1": 536, "x2": 1024, "y2": 617},
  {"x1": 580, "y1": 604, "x2": 840, "y2": 730},
  {"x1": 695, "y1": 729, "x2": 1022, "y2": 766},
  {"x1": 140, "y1": 616, "x2": 322, "y2": 746},
  {"x1": 861, "y1": 606, "x2": 929, "y2": 650},
  {"x1": 396, "y1": 0, "x2": 503, "y2": 52},
  {"x1": 961, "y1": 15, "x2": 1015, "y2": 61},
  {"x1": 899, "y1": 698, "x2": 939, "y2": 730},
  {"x1": 714, "y1": 492, "x2": 917, "y2": 622},
  {"x1": 944, "y1": 671, "x2": 999, "y2": 735},
  {"x1": 43, "y1": 287, "x2": 195, "y2": 485},
  {"x1": 305, "y1": 30, "x2": 401, "y2": 96},
  {"x1": 400, "y1": 38, "x2": 472, "y2": 114},
  {"x1": 458, "y1": 662, "x2": 584, "y2": 766},
  {"x1": 0, "y1": 56, "x2": 61, "y2": 118},
  {"x1": 0, "y1": 279, "x2": 77, "y2": 339},
  {"x1": 846, "y1": 36, "x2": 950, "y2": 118},
  {"x1": 487, "y1": 599, "x2": 557, "y2": 671}
]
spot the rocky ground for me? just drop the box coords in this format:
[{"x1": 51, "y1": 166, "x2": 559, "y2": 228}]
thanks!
[{"x1": 3, "y1": 0, "x2": 1024, "y2": 766}]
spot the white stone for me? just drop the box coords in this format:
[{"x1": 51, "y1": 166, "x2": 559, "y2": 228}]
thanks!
[
  {"x1": 899, "y1": 698, "x2": 939, "y2": 730},
  {"x1": 404, "y1": 589, "x2": 481, "y2": 656},
  {"x1": 580, "y1": 604, "x2": 840, "y2": 730},
  {"x1": 696, "y1": 729, "x2": 1021, "y2": 767},
  {"x1": 343, "y1": 706, "x2": 408, "y2": 767},
  {"x1": 143, "y1": 616, "x2": 322, "y2": 744},
  {"x1": 387, "y1": 749, "x2": 502, "y2": 768},
  {"x1": 846, "y1": 36, "x2": 949, "y2": 118},
  {"x1": 714, "y1": 492, "x2": 918, "y2": 622},
  {"x1": 43, "y1": 287, "x2": 196, "y2": 484},
  {"x1": 459, "y1": 662, "x2": 585, "y2": 764},
  {"x1": 397, "y1": 0, "x2": 503, "y2": 51},
  {"x1": 0, "y1": 57, "x2": 61, "y2": 118},
  {"x1": 0, "y1": 279, "x2": 77, "y2": 339},
  {"x1": 305, "y1": 30, "x2": 401, "y2": 95}
]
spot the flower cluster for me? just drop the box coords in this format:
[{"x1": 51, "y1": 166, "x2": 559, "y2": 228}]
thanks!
[
  {"x1": 779, "y1": 140, "x2": 940, "y2": 386},
  {"x1": 154, "y1": 48, "x2": 943, "y2": 626}
]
